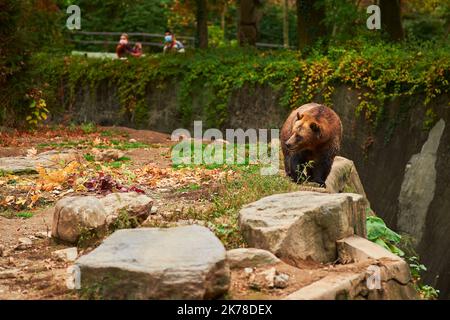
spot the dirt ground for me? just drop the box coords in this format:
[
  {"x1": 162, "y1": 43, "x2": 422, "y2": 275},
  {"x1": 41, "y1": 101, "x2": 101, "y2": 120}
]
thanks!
[
  {"x1": 0, "y1": 126, "x2": 210, "y2": 299},
  {"x1": 0, "y1": 125, "x2": 370, "y2": 300}
]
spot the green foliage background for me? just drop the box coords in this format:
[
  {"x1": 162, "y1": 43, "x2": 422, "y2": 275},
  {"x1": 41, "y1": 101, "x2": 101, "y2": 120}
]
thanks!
[
  {"x1": 1, "y1": 0, "x2": 449, "y2": 128},
  {"x1": 11, "y1": 40, "x2": 449, "y2": 130}
]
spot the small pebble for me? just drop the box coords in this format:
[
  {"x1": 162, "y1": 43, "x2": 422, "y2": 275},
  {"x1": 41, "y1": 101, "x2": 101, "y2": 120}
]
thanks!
[
  {"x1": 15, "y1": 238, "x2": 32, "y2": 250},
  {"x1": 52, "y1": 247, "x2": 78, "y2": 262},
  {"x1": 35, "y1": 231, "x2": 52, "y2": 239},
  {"x1": 274, "y1": 273, "x2": 290, "y2": 289}
]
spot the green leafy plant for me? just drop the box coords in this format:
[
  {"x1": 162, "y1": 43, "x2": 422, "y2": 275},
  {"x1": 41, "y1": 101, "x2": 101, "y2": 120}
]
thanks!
[
  {"x1": 80, "y1": 122, "x2": 97, "y2": 134},
  {"x1": 109, "y1": 209, "x2": 139, "y2": 232},
  {"x1": 407, "y1": 255, "x2": 440, "y2": 300},
  {"x1": 367, "y1": 215, "x2": 440, "y2": 299},
  {"x1": 10, "y1": 39, "x2": 448, "y2": 131},
  {"x1": 295, "y1": 160, "x2": 315, "y2": 184},
  {"x1": 366, "y1": 215, "x2": 405, "y2": 256},
  {"x1": 26, "y1": 97, "x2": 49, "y2": 127},
  {"x1": 83, "y1": 153, "x2": 95, "y2": 162},
  {"x1": 418, "y1": 285, "x2": 440, "y2": 300}
]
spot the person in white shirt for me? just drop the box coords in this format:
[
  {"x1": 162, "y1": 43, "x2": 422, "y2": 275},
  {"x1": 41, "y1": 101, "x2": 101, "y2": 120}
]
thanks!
[{"x1": 163, "y1": 30, "x2": 185, "y2": 54}]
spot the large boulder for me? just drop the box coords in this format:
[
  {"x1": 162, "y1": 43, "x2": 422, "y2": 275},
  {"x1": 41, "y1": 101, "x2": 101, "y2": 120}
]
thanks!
[
  {"x1": 238, "y1": 191, "x2": 368, "y2": 264},
  {"x1": 52, "y1": 192, "x2": 152, "y2": 243},
  {"x1": 52, "y1": 196, "x2": 107, "y2": 243},
  {"x1": 285, "y1": 236, "x2": 420, "y2": 300},
  {"x1": 75, "y1": 226, "x2": 230, "y2": 299}
]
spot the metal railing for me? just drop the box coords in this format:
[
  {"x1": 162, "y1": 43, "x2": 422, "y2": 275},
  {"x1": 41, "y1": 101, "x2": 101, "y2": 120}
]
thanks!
[
  {"x1": 67, "y1": 31, "x2": 291, "y2": 50},
  {"x1": 67, "y1": 31, "x2": 196, "y2": 48}
]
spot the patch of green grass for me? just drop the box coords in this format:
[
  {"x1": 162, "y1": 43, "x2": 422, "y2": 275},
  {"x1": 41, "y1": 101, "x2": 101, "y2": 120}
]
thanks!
[
  {"x1": 171, "y1": 142, "x2": 274, "y2": 171},
  {"x1": 169, "y1": 166, "x2": 302, "y2": 249},
  {"x1": 111, "y1": 140, "x2": 149, "y2": 150},
  {"x1": 100, "y1": 130, "x2": 113, "y2": 137},
  {"x1": 15, "y1": 211, "x2": 33, "y2": 219},
  {"x1": 104, "y1": 156, "x2": 131, "y2": 168},
  {"x1": 100, "y1": 129, "x2": 130, "y2": 138},
  {"x1": 0, "y1": 210, "x2": 34, "y2": 219},
  {"x1": 77, "y1": 227, "x2": 104, "y2": 248},
  {"x1": 38, "y1": 139, "x2": 148, "y2": 151},
  {"x1": 83, "y1": 153, "x2": 95, "y2": 162},
  {"x1": 177, "y1": 183, "x2": 201, "y2": 193},
  {"x1": 38, "y1": 140, "x2": 85, "y2": 149},
  {"x1": 109, "y1": 209, "x2": 140, "y2": 232},
  {"x1": 80, "y1": 122, "x2": 97, "y2": 134}
]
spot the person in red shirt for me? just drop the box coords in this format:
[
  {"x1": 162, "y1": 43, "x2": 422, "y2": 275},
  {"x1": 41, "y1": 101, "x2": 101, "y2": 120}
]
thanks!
[{"x1": 116, "y1": 33, "x2": 142, "y2": 59}]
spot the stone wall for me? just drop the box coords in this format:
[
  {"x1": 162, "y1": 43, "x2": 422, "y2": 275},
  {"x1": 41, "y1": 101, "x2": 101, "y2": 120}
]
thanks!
[{"x1": 53, "y1": 81, "x2": 450, "y2": 299}]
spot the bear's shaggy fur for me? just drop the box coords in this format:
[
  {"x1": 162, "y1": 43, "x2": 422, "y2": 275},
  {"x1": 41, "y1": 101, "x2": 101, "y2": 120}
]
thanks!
[{"x1": 280, "y1": 103, "x2": 342, "y2": 186}]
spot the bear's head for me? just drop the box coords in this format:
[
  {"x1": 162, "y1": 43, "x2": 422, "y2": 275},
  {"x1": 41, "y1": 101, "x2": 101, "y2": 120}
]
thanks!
[{"x1": 285, "y1": 112, "x2": 323, "y2": 153}]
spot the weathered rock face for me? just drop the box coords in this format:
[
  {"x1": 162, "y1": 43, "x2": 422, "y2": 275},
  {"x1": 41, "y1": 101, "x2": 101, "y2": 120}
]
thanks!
[
  {"x1": 238, "y1": 191, "x2": 368, "y2": 264},
  {"x1": 286, "y1": 235, "x2": 419, "y2": 300},
  {"x1": 330, "y1": 88, "x2": 450, "y2": 299},
  {"x1": 0, "y1": 150, "x2": 78, "y2": 174},
  {"x1": 398, "y1": 119, "x2": 445, "y2": 246},
  {"x1": 325, "y1": 156, "x2": 368, "y2": 201},
  {"x1": 52, "y1": 193, "x2": 153, "y2": 243},
  {"x1": 101, "y1": 192, "x2": 153, "y2": 225},
  {"x1": 75, "y1": 226, "x2": 230, "y2": 299},
  {"x1": 52, "y1": 196, "x2": 107, "y2": 243},
  {"x1": 226, "y1": 248, "x2": 281, "y2": 269}
]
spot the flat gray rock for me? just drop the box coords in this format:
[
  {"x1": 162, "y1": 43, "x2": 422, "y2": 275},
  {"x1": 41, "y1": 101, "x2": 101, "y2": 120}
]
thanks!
[
  {"x1": 226, "y1": 248, "x2": 280, "y2": 269},
  {"x1": 239, "y1": 191, "x2": 368, "y2": 264},
  {"x1": 0, "y1": 150, "x2": 78, "y2": 174},
  {"x1": 76, "y1": 225, "x2": 230, "y2": 299}
]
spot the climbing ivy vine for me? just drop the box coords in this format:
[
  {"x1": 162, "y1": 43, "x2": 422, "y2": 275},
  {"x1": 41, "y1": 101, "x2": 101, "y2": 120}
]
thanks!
[{"x1": 20, "y1": 41, "x2": 450, "y2": 130}]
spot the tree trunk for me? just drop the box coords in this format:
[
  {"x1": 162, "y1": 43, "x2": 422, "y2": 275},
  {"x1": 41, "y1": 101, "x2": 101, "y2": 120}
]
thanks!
[
  {"x1": 195, "y1": 0, "x2": 208, "y2": 49},
  {"x1": 283, "y1": 0, "x2": 289, "y2": 48},
  {"x1": 380, "y1": 0, "x2": 404, "y2": 41},
  {"x1": 296, "y1": 0, "x2": 327, "y2": 50},
  {"x1": 238, "y1": 0, "x2": 264, "y2": 46},
  {"x1": 221, "y1": 2, "x2": 227, "y2": 31}
]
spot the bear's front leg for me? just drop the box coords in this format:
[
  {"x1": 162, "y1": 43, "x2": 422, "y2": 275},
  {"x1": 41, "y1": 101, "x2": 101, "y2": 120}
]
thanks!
[
  {"x1": 284, "y1": 155, "x2": 299, "y2": 182},
  {"x1": 311, "y1": 157, "x2": 333, "y2": 187}
]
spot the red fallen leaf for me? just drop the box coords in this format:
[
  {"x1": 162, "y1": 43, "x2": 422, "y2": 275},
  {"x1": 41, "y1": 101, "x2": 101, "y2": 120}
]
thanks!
[
  {"x1": 98, "y1": 175, "x2": 115, "y2": 192},
  {"x1": 83, "y1": 172, "x2": 145, "y2": 195},
  {"x1": 129, "y1": 186, "x2": 145, "y2": 194}
]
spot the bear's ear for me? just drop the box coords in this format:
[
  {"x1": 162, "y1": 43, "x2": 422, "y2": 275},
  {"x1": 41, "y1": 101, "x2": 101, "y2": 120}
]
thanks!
[{"x1": 297, "y1": 112, "x2": 304, "y2": 121}]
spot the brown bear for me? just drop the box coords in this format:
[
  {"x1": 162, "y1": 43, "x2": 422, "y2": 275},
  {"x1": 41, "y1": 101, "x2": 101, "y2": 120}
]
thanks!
[{"x1": 280, "y1": 103, "x2": 342, "y2": 186}]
